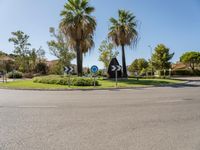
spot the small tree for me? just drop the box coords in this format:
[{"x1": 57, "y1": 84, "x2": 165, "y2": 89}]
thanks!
[
  {"x1": 47, "y1": 27, "x2": 75, "y2": 71},
  {"x1": 8, "y1": 31, "x2": 31, "y2": 73},
  {"x1": 0, "y1": 57, "x2": 14, "y2": 73},
  {"x1": 28, "y1": 47, "x2": 46, "y2": 73},
  {"x1": 128, "y1": 58, "x2": 148, "y2": 75},
  {"x1": 180, "y1": 51, "x2": 200, "y2": 72},
  {"x1": 0, "y1": 51, "x2": 8, "y2": 57},
  {"x1": 35, "y1": 62, "x2": 48, "y2": 75},
  {"x1": 98, "y1": 40, "x2": 118, "y2": 70},
  {"x1": 151, "y1": 44, "x2": 174, "y2": 72}
]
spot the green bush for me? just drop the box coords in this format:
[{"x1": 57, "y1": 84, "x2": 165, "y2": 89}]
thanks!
[
  {"x1": 72, "y1": 78, "x2": 100, "y2": 86},
  {"x1": 172, "y1": 69, "x2": 200, "y2": 76},
  {"x1": 33, "y1": 76, "x2": 100, "y2": 86},
  {"x1": 23, "y1": 73, "x2": 34, "y2": 78},
  {"x1": 8, "y1": 71, "x2": 23, "y2": 79},
  {"x1": 33, "y1": 76, "x2": 66, "y2": 85},
  {"x1": 35, "y1": 62, "x2": 48, "y2": 75}
]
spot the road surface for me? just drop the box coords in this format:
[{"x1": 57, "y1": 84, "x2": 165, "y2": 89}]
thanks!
[{"x1": 0, "y1": 82, "x2": 200, "y2": 150}]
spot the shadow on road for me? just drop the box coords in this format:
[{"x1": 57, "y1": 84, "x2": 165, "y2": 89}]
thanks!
[{"x1": 165, "y1": 83, "x2": 200, "y2": 89}]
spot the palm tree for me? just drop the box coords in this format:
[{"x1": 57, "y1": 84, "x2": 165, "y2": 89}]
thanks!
[
  {"x1": 108, "y1": 10, "x2": 138, "y2": 78},
  {"x1": 60, "y1": 0, "x2": 96, "y2": 76}
]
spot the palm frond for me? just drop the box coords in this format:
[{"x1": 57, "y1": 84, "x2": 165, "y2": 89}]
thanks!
[{"x1": 108, "y1": 9, "x2": 138, "y2": 48}]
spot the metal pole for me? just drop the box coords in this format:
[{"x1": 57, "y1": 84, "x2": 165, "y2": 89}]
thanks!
[
  {"x1": 115, "y1": 70, "x2": 118, "y2": 87},
  {"x1": 68, "y1": 74, "x2": 71, "y2": 88},
  {"x1": 2, "y1": 72, "x2": 4, "y2": 83},
  {"x1": 5, "y1": 71, "x2": 7, "y2": 83},
  {"x1": 94, "y1": 75, "x2": 96, "y2": 87},
  {"x1": 2, "y1": 60, "x2": 4, "y2": 83}
]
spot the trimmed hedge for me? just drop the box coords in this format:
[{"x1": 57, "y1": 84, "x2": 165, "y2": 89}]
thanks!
[
  {"x1": 33, "y1": 76, "x2": 100, "y2": 86},
  {"x1": 172, "y1": 69, "x2": 200, "y2": 76},
  {"x1": 7, "y1": 71, "x2": 23, "y2": 79},
  {"x1": 72, "y1": 78, "x2": 99, "y2": 86}
]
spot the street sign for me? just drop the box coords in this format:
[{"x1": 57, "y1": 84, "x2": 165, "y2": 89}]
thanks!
[
  {"x1": 111, "y1": 65, "x2": 122, "y2": 72},
  {"x1": 91, "y1": 65, "x2": 98, "y2": 74},
  {"x1": 64, "y1": 66, "x2": 74, "y2": 88},
  {"x1": 111, "y1": 65, "x2": 122, "y2": 87},
  {"x1": 91, "y1": 65, "x2": 99, "y2": 87},
  {"x1": 64, "y1": 66, "x2": 74, "y2": 74}
]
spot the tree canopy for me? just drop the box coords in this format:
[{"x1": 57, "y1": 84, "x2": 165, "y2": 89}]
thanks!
[
  {"x1": 8, "y1": 31, "x2": 46, "y2": 73},
  {"x1": 8, "y1": 31, "x2": 31, "y2": 57},
  {"x1": 60, "y1": 0, "x2": 96, "y2": 76},
  {"x1": 8, "y1": 31, "x2": 31, "y2": 72},
  {"x1": 180, "y1": 51, "x2": 200, "y2": 71},
  {"x1": 48, "y1": 27, "x2": 75, "y2": 68},
  {"x1": 98, "y1": 40, "x2": 118, "y2": 70},
  {"x1": 151, "y1": 44, "x2": 174, "y2": 70},
  {"x1": 128, "y1": 58, "x2": 148, "y2": 75},
  {"x1": 0, "y1": 51, "x2": 8, "y2": 57}
]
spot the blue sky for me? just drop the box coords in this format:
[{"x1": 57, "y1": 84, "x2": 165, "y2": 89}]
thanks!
[{"x1": 0, "y1": 0, "x2": 200, "y2": 68}]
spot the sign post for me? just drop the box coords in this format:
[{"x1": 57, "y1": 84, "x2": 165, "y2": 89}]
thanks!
[
  {"x1": 111, "y1": 65, "x2": 122, "y2": 88},
  {"x1": 115, "y1": 69, "x2": 118, "y2": 87},
  {"x1": 169, "y1": 68, "x2": 172, "y2": 78},
  {"x1": 91, "y1": 65, "x2": 98, "y2": 87},
  {"x1": 164, "y1": 69, "x2": 166, "y2": 78},
  {"x1": 64, "y1": 66, "x2": 74, "y2": 87}
]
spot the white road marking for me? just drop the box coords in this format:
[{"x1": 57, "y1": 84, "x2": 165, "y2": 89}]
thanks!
[
  {"x1": 154, "y1": 99, "x2": 184, "y2": 104},
  {"x1": 17, "y1": 106, "x2": 58, "y2": 108}
]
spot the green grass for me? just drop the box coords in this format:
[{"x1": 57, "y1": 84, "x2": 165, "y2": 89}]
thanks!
[
  {"x1": 0, "y1": 80, "x2": 67, "y2": 89},
  {"x1": 0, "y1": 78, "x2": 184, "y2": 90},
  {"x1": 98, "y1": 78, "x2": 184, "y2": 88}
]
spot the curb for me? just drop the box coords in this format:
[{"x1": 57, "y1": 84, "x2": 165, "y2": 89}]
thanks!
[{"x1": 0, "y1": 82, "x2": 189, "y2": 91}]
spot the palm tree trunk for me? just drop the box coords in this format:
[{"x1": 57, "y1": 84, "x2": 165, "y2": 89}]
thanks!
[
  {"x1": 76, "y1": 41, "x2": 83, "y2": 76},
  {"x1": 121, "y1": 44, "x2": 128, "y2": 78}
]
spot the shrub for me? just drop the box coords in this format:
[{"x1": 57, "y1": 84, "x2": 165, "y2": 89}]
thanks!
[
  {"x1": 35, "y1": 62, "x2": 48, "y2": 75},
  {"x1": 33, "y1": 76, "x2": 66, "y2": 84},
  {"x1": 172, "y1": 69, "x2": 200, "y2": 76},
  {"x1": 33, "y1": 76, "x2": 100, "y2": 86},
  {"x1": 48, "y1": 63, "x2": 63, "y2": 75},
  {"x1": 72, "y1": 78, "x2": 100, "y2": 86},
  {"x1": 23, "y1": 73, "x2": 34, "y2": 78},
  {"x1": 7, "y1": 71, "x2": 23, "y2": 79}
]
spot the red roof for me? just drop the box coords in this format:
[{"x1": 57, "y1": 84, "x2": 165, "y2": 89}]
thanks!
[{"x1": 172, "y1": 62, "x2": 187, "y2": 70}]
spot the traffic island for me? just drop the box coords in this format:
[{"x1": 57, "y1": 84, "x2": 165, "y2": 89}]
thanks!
[{"x1": 0, "y1": 76, "x2": 185, "y2": 90}]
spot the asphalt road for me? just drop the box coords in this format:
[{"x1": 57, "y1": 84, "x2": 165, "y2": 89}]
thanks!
[{"x1": 0, "y1": 82, "x2": 200, "y2": 150}]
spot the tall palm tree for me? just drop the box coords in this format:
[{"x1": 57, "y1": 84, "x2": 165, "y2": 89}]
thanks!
[
  {"x1": 60, "y1": 0, "x2": 96, "y2": 76},
  {"x1": 108, "y1": 10, "x2": 138, "y2": 78}
]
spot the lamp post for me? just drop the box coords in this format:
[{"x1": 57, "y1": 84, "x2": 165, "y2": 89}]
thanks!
[{"x1": 148, "y1": 45, "x2": 153, "y2": 77}]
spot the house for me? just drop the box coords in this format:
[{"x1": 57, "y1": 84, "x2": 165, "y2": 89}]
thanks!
[{"x1": 171, "y1": 62, "x2": 188, "y2": 70}]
